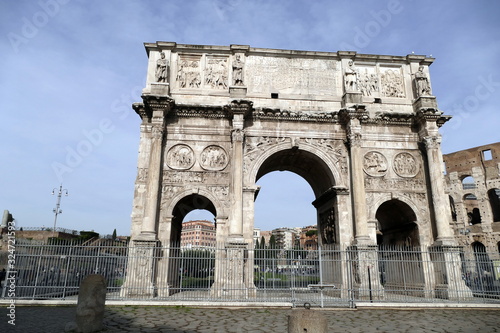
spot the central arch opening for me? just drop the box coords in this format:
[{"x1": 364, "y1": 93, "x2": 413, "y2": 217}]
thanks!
[
  {"x1": 254, "y1": 148, "x2": 337, "y2": 248},
  {"x1": 253, "y1": 148, "x2": 338, "y2": 290}
]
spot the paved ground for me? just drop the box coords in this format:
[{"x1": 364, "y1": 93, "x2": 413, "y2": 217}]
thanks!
[{"x1": 0, "y1": 305, "x2": 499, "y2": 332}]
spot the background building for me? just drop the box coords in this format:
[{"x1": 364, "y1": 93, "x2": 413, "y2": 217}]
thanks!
[
  {"x1": 180, "y1": 220, "x2": 217, "y2": 248},
  {"x1": 444, "y1": 142, "x2": 500, "y2": 253}
]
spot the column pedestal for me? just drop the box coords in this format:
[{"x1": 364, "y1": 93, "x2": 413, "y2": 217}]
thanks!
[{"x1": 120, "y1": 240, "x2": 158, "y2": 298}]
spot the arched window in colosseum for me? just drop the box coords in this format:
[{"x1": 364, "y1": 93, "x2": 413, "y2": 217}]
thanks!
[
  {"x1": 488, "y1": 188, "x2": 500, "y2": 222},
  {"x1": 464, "y1": 193, "x2": 481, "y2": 225},
  {"x1": 449, "y1": 195, "x2": 457, "y2": 221},
  {"x1": 462, "y1": 176, "x2": 476, "y2": 190}
]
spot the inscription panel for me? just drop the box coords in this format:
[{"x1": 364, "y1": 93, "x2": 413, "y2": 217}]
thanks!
[{"x1": 245, "y1": 56, "x2": 339, "y2": 95}]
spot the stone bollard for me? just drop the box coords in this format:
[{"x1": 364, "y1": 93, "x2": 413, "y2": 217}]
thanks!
[
  {"x1": 66, "y1": 274, "x2": 107, "y2": 333},
  {"x1": 288, "y1": 308, "x2": 328, "y2": 333}
]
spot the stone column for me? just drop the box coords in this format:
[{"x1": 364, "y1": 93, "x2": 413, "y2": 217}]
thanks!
[
  {"x1": 228, "y1": 100, "x2": 252, "y2": 240},
  {"x1": 135, "y1": 97, "x2": 174, "y2": 241},
  {"x1": 230, "y1": 127, "x2": 244, "y2": 237},
  {"x1": 417, "y1": 108, "x2": 472, "y2": 300},
  {"x1": 421, "y1": 135, "x2": 454, "y2": 244},
  {"x1": 139, "y1": 124, "x2": 165, "y2": 240},
  {"x1": 210, "y1": 100, "x2": 252, "y2": 299},
  {"x1": 340, "y1": 108, "x2": 370, "y2": 244},
  {"x1": 121, "y1": 97, "x2": 173, "y2": 299}
]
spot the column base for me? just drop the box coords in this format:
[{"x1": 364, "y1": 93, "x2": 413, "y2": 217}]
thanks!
[{"x1": 120, "y1": 239, "x2": 158, "y2": 299}]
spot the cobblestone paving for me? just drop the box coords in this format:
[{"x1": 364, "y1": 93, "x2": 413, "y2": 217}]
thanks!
[{"x1": 0, "y1": 305, "x2": 499, "y2": 332}]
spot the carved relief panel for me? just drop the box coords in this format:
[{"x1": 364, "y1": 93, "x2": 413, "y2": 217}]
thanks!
[
  {"x1": 166, "y1": 144, "x2": 195, "y2": 170},
  {"x1": 200, "y1": 145, "x2": 229, "y2": 171},
  {"x1": 364, "y1": 148, "x2": 426, "y2": 219},
  {"x1": 393, "y1": 152, "x2": 419, "y2": 178},
  {"x1": 380, "y1": 67, "x2": 405, "y2": 98},
  {"x1": 363, "y1": 151, "x2": 387, "y2": 177},
  {"x1": 205, "y1": 56, "x2": 229, "y2": 89},
  {"x1": 319, "y1": 207, "x2": 336, "y2": 245},
  {"x1": 356, "y1": 66, "x2": 379, "y2": 97},
  {"x1": 176, "y1": 55, "x2": 202, "y2": 88}
]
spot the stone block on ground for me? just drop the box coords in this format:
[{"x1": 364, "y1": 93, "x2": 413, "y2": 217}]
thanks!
[
  {"x1": 66, "y1": 274, "x2": 107, "y2": 333},
  {"x1": 288, "y1": 309, "x2": 328, "y2": 333}
]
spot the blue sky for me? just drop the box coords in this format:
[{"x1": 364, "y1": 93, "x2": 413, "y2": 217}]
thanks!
[{"x1": 1, "y1": 0, "x2": 499, "y2": 236}]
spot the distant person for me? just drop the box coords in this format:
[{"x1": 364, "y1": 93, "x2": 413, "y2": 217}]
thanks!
[{"x1": 0, "y1": 268, "x2": 6, "y2": 288}]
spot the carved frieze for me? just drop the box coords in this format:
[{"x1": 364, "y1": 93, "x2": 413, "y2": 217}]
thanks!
[
  {"x1": 363, "y1": 151, "x2": 387, "y2": 177},
  {"x1": 200, "y1": 145, "x2": 229, "y2": 171},
  {"x1": 393, "y1": 152, "x2": 419, "y2": 178},
  {"x1": 163, "y1": 171, "x2": 229, "y2": 184},
  {"x1": 365, "y1": 177, "x2": 425, "y2": 191},
  {"x1": 253, "y1": 109, "x2": 339, "y2": 122},
  {"x1": 380, "y1": 67, "x2": 405, "y2": 98},
  {"x1": 177, "y1": 55, "x2": 202, "y2": 88},
  {"x1": 205, "y1": 56, "x2": 228, "y2": 89},
  {"x1": 166, "y1": 144, "x2": 195, "y2": 170}
]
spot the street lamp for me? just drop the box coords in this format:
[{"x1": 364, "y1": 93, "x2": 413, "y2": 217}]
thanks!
[{"x1": 52, "y1": 184, "x2": 68, "y2": 238}]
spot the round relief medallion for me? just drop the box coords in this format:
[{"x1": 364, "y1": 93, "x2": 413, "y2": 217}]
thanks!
[
  {"x1": 393, "y1": 152, "x2": 419, "y2": 178},
  {"x1": 200, "y1": 145, "x2": 228, "y2": 171},
  {"x1": 166, "y1": 144, "x2": 195, "y2": 170},
  {"x1": 363, "y1": 151, "x2": 388, "y2": 177}
]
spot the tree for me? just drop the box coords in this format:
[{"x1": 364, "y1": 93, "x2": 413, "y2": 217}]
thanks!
[
  {"x1": 260, "y1": 236, "x2": 266, "y2": 249},
  {"x1": 112, "y1": 229, "x2": 117, "y2": 240},
  {"x1": 269, "y1": 235, "x2": 276, "y2": 249},
  {"x1": 306, "y1": 229, "x2": 317, "y2": 237}
]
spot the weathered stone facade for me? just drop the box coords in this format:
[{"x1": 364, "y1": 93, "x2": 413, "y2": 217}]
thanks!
[
  {"x1": 444, "y1": 142, "x2": 500, "y2": 252},
  {"x1": 122, "y1": 42, "x2": 470, "y2": 300}
]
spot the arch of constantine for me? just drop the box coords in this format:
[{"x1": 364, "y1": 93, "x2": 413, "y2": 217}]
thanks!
[{"x1": 121, "y1": 42, "x2": 472, "y2": 301}]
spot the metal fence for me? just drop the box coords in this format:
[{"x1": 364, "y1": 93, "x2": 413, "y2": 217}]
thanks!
[{"x1": 2, "y1": 240, "x2": 500, "y2": 307}]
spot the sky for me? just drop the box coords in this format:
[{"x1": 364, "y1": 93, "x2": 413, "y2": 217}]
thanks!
[{"x1": 1, "y1": 0, "x2": 499, "y2": 236}]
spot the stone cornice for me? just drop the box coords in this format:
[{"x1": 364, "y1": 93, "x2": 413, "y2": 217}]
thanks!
[
  {"x1": 173, "y1": 105, "x2": 229, "y2": 119},
  {"x1": 416, "y1": 108, "x2": 452, "y2": 127},
  {"x1": 133, "y1": 102, "x2": 150, "y2": 121},
  {"x1": 144, "y1": 95, "x2": 175, "y2": 112},
  {"x1": 338, "y1": 106, "x2": 369, "y2": 125},
  {"x1": 312, "y1": 186, "x2": 350, "y2": 208},
  {"x1": 366, "y1": 112, "x2": 414, "y2": 126},
  {"x1": 145, "y1": 41, "x2": 434, "y2": 64},
  {"x1": 227, "y1": 100, "x2": 253, "y2": 119},
  {"x1": 253, "y1": 109, "x2": 339, "y2": 123}
]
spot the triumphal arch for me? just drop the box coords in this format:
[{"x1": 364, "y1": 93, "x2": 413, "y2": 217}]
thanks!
[{"x1": 122, "y1": 42, "x2": 470, "y2": 300}]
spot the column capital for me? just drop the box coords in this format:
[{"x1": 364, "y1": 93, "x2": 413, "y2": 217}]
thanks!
[
  {"x1": 151, "y1": 125, "x2": 165, "y2": 140},
  {"x1": 422, "y1": 135, "x2": 442, "y2": 149},
  {"x1": 231, "y1": 128, "x2": 245, "y2": 142}
]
